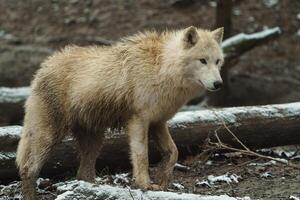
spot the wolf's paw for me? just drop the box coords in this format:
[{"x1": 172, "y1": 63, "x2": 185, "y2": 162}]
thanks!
[
  {"x1": 135, "y1": 183, "x2": 164, "y2": 191},
  {"x1": 147, "y1": 184, "x2": 164, "y2": 191}
]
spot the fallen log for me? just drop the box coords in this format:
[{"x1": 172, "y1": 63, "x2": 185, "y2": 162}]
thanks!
[
  {"x1": 222, "y1": 27, "x2": 281, "y2": 62},
  {"x1": 0, "y1": 102, "x2": 300, "y2": 181},
  {"x1": 0, "y1": 27, "x2": 282, "y2": 125},
  {"x1": 0, "y1": 44, "x2": 53, "y2": 87},
  {"x1": 0, "y1": 87, "x2": 30, "y2": 126}
]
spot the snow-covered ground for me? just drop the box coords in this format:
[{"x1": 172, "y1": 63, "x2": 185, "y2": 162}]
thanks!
[
  {"x1": 0, "y1": 177, "x2": 251, "y2": 200},
  {"x1": 54, "y1": 180, "x2": 250, "y2": 200},
  {"x1": 196, "y1": 173, "x2": 242, "y2": 188}
]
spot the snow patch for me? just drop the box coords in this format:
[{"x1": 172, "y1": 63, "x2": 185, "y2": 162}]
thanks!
[
  {"x1": 112, "y1": 173, "x2": 130, "y2": 185},
  {"x1": 175, "y1": 163, "x2": 191, "y2": 171},
  {"x1": 205, "y1": 160, "x2": 213, "y2": 165},
  {"x1": 196, "y1": 180, "x2": 212, "y2": 188},
  {"x1": 196, "y1": 173, "x2": 241, "y2": 188},
  {"x1": 290, "y1": 196, "x2": 300, "y2": 200},
  {"x1": 263, "y1": 0, "x2": 279, "y2": 8},
  {"x1": 55, "y1": 179, "x2": 248, "y2": 200},
  {"x1": 259, "y1": 146, "x2": 297, "y2": 158},
  {"x1": 0, "y1": 152, "x2": 16, "y2": 160},
  {"x1": 169, "y1": 108, "x2": 237, "y2": 128},
  {"x1": 248, "y1": 160, "x2": 276, "y2": 167},
  {"x1": 260, "y1": 172, "x2": 273, "y2": 178},
  {"x1": 172, "y1": 183, "x2": 184, "y2": 190},
  {"x1": 0, "y1": 126, "x2": 22, "y2": 137},
  {"x1": 0, "y1": 87, "x2": 30, "y2": 103},
  {"x1": 0, "y1": 181, "x2": 21, "y2": 199},
  {"x1": 207, "y1": 173, "x2": 241, "y2": 184}
]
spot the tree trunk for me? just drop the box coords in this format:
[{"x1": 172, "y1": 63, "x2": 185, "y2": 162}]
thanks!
[
  {"x1": 215, "y1": 0, "x2": 232, "y2": 39},
  {"x1": 1, "y1": 102, "x2": 300, "y2": 181}
]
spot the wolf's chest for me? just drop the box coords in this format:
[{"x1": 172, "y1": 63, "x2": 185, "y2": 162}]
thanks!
[{"x1": 143, "y1": 88, "x2": 191, "y2": 122}]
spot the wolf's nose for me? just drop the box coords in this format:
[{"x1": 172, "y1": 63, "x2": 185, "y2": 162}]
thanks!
[{"x1": 213, "y1": 81, "x2": 223, "y2": 89}]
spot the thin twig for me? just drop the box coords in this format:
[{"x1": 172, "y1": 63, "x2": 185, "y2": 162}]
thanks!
[
  {"x1": 211, "y1": 132, "x2": 300, "y2": 169},
  {"x1": 127, "y1": 187, "x2": 135, "y2": 200},
  {"x1": 221, "y1": 120, "x2": 250, "y2": 151},
  {"x1": 209, "y1": 108, "x2": 300, "y2": 169}
]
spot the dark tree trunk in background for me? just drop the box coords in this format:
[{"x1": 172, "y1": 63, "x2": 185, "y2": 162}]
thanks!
[
  {"x1": 214, "y1": 0, "x2": 233, "y2": 107},
  {"x1": 215, "y1": 0, "x2": 232, "y2": 39}
]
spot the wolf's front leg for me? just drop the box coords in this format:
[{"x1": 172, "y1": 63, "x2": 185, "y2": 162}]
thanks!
[
  {"x1": 127, "y1": 115, "x2": 152, "y2": 189},
  {"x1": 151, "y1": 122, "x2": 178, "y2": 190}
]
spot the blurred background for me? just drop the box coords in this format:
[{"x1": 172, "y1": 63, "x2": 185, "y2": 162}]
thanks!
[{"x1": 0, "y1": 0, "x2": 299, "y2": 125}]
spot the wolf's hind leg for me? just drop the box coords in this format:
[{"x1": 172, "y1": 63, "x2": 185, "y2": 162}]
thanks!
[
  {"x1": 151, "y1": 122, "x2": 178, "y2": 190},
  {"x1": 74, "y1": 131, "x2": 104, "y2": 182}
]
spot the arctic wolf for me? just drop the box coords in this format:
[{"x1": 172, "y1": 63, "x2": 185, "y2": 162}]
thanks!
[{"x1": 16, "y1": 26, "x2": 224, "y2": 199}]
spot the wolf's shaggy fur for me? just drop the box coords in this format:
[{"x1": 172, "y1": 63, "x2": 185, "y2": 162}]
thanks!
[{"x1": 16, "y1": 26, "x2": 224, "y2": 200}]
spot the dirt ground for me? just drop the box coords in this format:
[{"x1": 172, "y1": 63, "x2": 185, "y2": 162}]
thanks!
[
  {"x1": 1, "y1": 147, "x2": 299, "y2": 200},
  {"x1": 170, "y1": 154, "x2": 300, "y2": 199}
]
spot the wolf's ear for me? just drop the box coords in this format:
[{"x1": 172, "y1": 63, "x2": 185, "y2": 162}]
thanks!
[
  {"x1": 183, "y1": 26, "x2": 199, "y2": 48},
  {"x1": 212, "y1": 27, "x2": 224, "y2": 44}
]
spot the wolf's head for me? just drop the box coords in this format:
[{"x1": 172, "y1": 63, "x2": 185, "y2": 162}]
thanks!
[
  {"x1": 181, "y1": 26, "x2": 224, "y2": 91},
  {"x1": 164, "y1": 26, "x2": 224, "y2": 91}
]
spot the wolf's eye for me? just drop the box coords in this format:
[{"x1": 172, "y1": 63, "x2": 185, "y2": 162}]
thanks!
[
  {"x1": 216, "y1": 59, "x2": 220, "y2": 65},
  {"x1": 199, "y1": 59, "x2": 207, "y2": 64}
]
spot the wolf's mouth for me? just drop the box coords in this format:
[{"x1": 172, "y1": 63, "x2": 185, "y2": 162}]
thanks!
[
  {"x1": 197, "y1": 80, "x2": 219, "y2": 92},
  {"x1": 207, "y1": 87, "x2": 219, "y2": 92}
]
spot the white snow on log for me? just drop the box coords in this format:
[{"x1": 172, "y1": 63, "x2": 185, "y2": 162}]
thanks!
[
  {"x1": 169, "y1": 102, "x2": 300, "y2": 129},
  {"x1": 222, "y1": 27, "x2": 281, "y2": 49},
  {"x1": 0, "y1": 87, "x2": 30, "y2": 103},
  {"x1": 169, "y1": 109, "x2": 237, "y2": 128},
  {"x1": 0, "y1": 152, "x2": 16, "y2": 160},
  {"x1": 54, "y1": 180, "x2": 248, "y2": 200},
  {"x1": 1, "y1": 102, "x2": 299, "y2": 139},
  {"x1": 0, "y1": 125, "x2": 22, "y2": 137}
]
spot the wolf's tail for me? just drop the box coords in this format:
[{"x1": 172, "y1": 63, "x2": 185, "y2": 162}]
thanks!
[{"x1": 16, "y1": 127, "x2": 31, "y2": 170}]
